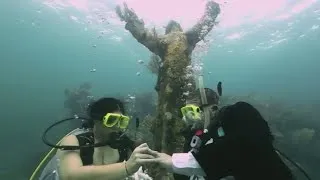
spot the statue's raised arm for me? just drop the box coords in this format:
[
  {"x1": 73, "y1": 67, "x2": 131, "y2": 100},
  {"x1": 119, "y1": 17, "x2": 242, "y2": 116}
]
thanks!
[
  {"x1": 116, "y1": 3, "x2": 162, "y2": 55},
  {"x1": 185, "y1": 1, "x2": 221, "y2": 47}
]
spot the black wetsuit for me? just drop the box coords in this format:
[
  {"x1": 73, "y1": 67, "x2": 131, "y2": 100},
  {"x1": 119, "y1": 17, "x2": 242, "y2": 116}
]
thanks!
[
  {"x1": 174, "y1": 126, "x2": 207, "y2": 180},
  {"x1": 190, "y1": 102, "x2": 294, "y2": 180},
  {"x1": 75, "y1": 132, "x2": 129, "y2": 165},
  {"x1": 191, "y1": 137, "x2": 294, "y2": 180}
]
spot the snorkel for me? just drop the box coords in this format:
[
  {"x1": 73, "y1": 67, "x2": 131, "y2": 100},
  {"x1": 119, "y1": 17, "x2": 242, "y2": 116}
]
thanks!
[
  {"x1": 181, "y1": 75, "x2": 210, "y2": 130},
  {"x1": 42, "y1": 115, "x2": 136, "y2": 151},
  {"x1": 198, "y1": 75, "x2": 211, "y2": 128}
]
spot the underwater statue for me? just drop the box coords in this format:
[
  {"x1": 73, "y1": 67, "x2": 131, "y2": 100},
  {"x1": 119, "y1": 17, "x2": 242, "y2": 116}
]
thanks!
[{"x1": 116, "y1": 1, "x2": 221, "y2": 154}]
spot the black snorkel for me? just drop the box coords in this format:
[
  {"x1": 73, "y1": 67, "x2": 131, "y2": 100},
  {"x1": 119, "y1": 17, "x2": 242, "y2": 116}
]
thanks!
[{"x1": 42, "y1": 116, "x2": 136, "y2": 151}]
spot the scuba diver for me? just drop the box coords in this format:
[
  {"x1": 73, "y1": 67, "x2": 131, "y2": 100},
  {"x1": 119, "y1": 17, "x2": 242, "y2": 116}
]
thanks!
[
  {"x1": 180, "y1": 85, "x2": 221, "y2": 152},
  {"x1": 56, "y1": 97, "x2": 154, "y2": 180},
  {"x1": 145, "y1": 101, "x2": 298, "y2": 180},
  {"x1": 175, "y1": 83, "x2": 222, "y2": 180}
]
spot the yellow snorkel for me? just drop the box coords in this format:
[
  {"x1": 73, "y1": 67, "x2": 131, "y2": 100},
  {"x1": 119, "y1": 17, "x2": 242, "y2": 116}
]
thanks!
[{"x1": 197, "y1": 75, "x2": 210, "y2": 128}]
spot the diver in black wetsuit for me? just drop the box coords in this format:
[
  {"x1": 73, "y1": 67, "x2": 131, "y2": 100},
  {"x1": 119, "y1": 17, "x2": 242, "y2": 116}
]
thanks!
[
  {"x1": 175, "y1": 84, "x2": 222, "y2": 180},
  {"x1": 147, "y1": 101, "x2": 295, "y2": 180}
]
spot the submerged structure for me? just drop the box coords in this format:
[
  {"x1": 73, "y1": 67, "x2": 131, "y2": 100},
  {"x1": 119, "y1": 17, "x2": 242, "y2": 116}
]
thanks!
[
  {"x1": 116, "y1": 1, "x2": 221, "y2": 156},
  {"x1": 64, "y1": 82, "x2": 94, "y2": 117}
]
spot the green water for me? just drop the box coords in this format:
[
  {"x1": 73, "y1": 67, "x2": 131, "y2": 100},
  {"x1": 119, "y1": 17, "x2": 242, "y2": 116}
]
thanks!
[{"x1": 0, "y1": 0, "x2": 319, "y2": 179}]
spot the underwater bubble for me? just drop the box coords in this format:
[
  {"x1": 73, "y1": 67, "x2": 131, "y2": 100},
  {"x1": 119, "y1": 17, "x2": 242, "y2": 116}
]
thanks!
[
  {"x1": 284, "y1": 28, "x2": 291, "y2": 33},
  {"x1": 70, "y1": 15, "x2": 79, "y2": 23},
  {"x1": 186, "y1": 73, "x2": 193, "y2": 78},
  {"x1": 311, "y1": 25, "x2": 319, "y2": 30},
  {"x1": 137, "y1": 59, "x2": 144, "y2": 64},
  {"x1": 183, "y1": 91, "x2": 190, "y2": 96},
  {"x1": 87, "y1": 96, "x2": 94, "y2": 99},
  {"x1": 110, "y1": 36, "x2": 122, "y2": 42},
  {"x1": 272, "y1": 38, "x2": 287, "y2": 45},
  {"x1": 92, "y1": 44, "x2": 97, "y2": 48},
  {"x1": 136, "y1": 72, "x2": 141, "y2": 76},
  {"x1": 192, "y1": 64, "x2": 203, "y2": 73},
  {"x1": 90, "y1": 68, "x2": 96, "y2": 72},
  {"x1": 129, "y1": 96, "x2": 136, "y2": 100}
]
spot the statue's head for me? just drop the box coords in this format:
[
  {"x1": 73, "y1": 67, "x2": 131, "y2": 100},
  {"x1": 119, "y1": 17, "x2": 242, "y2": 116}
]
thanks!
[{"x1": 165, "y1": 20, "x2": 183, "y2": 34}]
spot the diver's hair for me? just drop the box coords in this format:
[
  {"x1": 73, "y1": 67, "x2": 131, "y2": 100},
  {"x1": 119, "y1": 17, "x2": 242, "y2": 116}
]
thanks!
[
  {"x1": 187, "y1": 88, "x2": 219, "y2": 105},
  {"x1": 87, "y1": 97, "x2": 125, "y2": 121},
  {"x1": 165, "y1": 20, "x2": 182, "y2": 34},
  {"x1": 203, "y1": 88, "x2": 219, "y2": 105},
  {"x1": 211, "y1": 101, "x2": 274, "y2": 143}
]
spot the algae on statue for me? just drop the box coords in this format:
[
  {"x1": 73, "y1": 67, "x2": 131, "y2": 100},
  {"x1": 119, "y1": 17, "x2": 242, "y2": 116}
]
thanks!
[{"x1": 116, "y1": 1, "x2": 221, "y2": 154}]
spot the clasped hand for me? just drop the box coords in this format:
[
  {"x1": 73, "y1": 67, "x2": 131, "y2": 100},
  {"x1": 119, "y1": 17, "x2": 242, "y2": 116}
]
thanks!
[{"x1": 126, "y1": 143, "x2": 173, "y2": 176}]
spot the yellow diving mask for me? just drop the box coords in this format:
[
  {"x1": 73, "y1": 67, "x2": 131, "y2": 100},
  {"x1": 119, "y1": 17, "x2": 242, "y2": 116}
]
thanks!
[
  {"x1": 102, "y1": 113, "x2": 130, "y2": 129},
  {"x1": 180, "y1": 104, "x2": 202, "y2": 120}
]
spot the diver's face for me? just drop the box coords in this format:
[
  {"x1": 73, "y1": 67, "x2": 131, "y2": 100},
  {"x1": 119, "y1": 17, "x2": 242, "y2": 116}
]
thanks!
[
  {"x1": 95, "y1": 121, "x2": 118, "y2": 139},
  {"x1": 208, "y1": 104, "x2": 219, "y2": 116},
  {"x1": 195, "y1": 104, "x2": 219, "y2": 124},
  {"x1": 94, "y1": 111, "x2": 123, "y2": 138},
  {"x1": 182, "y1": 113, "x2": 204, "y2": 130},
  {"x1": 204, "y1": 104, "x2": 219, "y2": 125}
]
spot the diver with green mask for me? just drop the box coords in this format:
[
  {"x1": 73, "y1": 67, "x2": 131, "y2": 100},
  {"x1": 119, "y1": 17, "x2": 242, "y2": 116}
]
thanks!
[
  {"x1": 142, "y1": 80, "x2": 311, "y2": 180},
  {"x1": 175, "y1": 77, "x2": 222, "y2": 180}
]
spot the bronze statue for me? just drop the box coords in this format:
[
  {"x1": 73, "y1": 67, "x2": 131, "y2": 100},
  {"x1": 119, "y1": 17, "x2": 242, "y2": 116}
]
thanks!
[{"x1": 116, "y1": 1, "x2": 221, "y2": 155}]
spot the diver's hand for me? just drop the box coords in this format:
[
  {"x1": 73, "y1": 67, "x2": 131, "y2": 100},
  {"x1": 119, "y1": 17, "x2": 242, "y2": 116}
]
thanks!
[
  {"x1": 126, "y1": 143, "x2": 155, "y2": 175},
  {"x1": 153, "y1": 152, "x2": 173, "y2": 171},
  {"x1": 206, "y1": 1, "x2": 221, "y2": 18},
  {"x1": 133, "y1": 166, "x2": 153, "y2": 180},
  {"x1": 139, "y1": 151, "x2": 173, "y2": 171}
]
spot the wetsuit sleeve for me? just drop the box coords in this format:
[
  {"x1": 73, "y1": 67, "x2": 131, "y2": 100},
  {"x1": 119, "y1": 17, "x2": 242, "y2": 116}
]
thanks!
[
  {"x1": 191, "y1": 140, "x2": 230, "y2": 179},
  {"x1": 171, "y1": 152, "x2": 206, "y2": 177}
]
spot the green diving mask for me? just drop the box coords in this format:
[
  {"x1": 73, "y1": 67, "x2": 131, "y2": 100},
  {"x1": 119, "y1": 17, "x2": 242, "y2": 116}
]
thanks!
[
  {"x1": 181, "y1": 104, "x2": 202, "y2": 121},
  {"x1": 102, "y1": 113, "x2": 130, "y2": 129}
]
